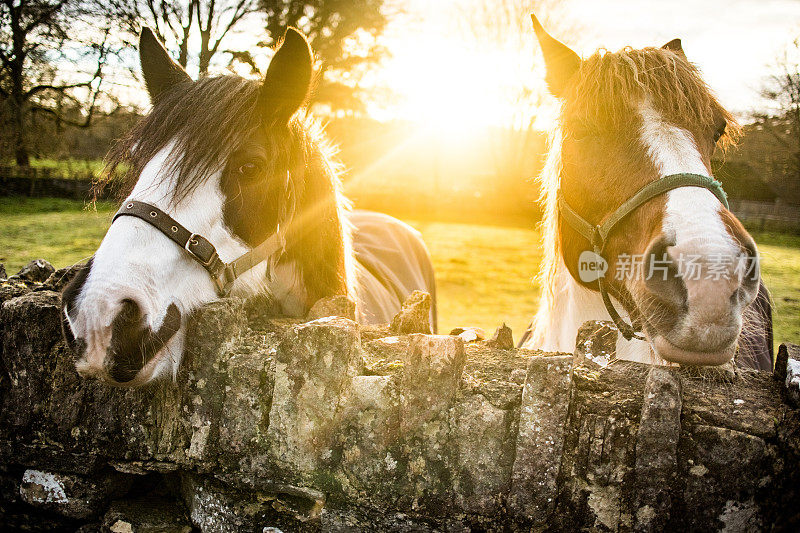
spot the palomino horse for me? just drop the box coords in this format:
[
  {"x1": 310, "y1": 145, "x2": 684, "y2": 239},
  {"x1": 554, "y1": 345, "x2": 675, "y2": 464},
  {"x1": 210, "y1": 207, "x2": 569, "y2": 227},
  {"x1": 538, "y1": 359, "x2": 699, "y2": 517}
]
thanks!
[
  {"x1": 61, "y1": 28, "x2": 436, "y2": 386},
  {"x1": 520, "y1": 16, "x2": 773, "y2": 369}
]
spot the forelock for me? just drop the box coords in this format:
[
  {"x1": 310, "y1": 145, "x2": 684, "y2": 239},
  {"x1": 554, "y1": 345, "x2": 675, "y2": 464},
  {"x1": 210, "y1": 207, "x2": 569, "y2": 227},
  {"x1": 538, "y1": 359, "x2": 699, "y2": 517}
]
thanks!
[
  {"x1": 104, "y1": 76, "x2": 263, "y2": 204},
  {"x1": 563, "y1": 47, "x2": 740, "y2": 144}
]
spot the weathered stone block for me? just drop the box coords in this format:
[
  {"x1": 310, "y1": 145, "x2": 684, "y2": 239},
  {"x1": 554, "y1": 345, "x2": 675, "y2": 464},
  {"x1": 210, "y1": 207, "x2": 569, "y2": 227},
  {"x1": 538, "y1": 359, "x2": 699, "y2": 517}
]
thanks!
[
  {"x1": 778, "y1": 343, "x2": 800, "y2": 407},
  {"x1": 12, "y1": 259, "x2": 55, "y2": 283},
  {"x1": 449, "y1": 392, "x2": 515, "y2": 515},
  {"x1": 19, "y1": 468, "x2": 132, "y2": 519},
  {"x1": 390, "y1": 290, "x2": 432, "y2": 335},
  {"x1": 552, "y1": 361, "x2": 650, "y2": 532},
  {"x1": 575, "y1": 320, "x2": 618, "y2": 366},
  {"x1": 180, "y1": 473, "x2": 324, "y2": 532},
  {"x1": 337, "y1": 374, "x2": 402, "y2": 501},
  {"x1": 680, "y1": 368, "x2": 783, "y2": 440},
  {"x1": 265, "y1": 317, "x2": 362, "y2": 483},
  {"x1": 0, "y1": 291, "x2": 63, "y2": 432},
  {"x1": 775, "y1": 343, "x2": 799, "y2": 383},
  {"x1": 307, "y1": 295, "x2": 357, "y2": 321},
  {"x1": 633, "y1": 367, "x2": 681, "y2": 532},
  {"x1": 43, "y1": 263, "x2": 86, "y2": 292},
  {"x1": 399, "y1": 334, "x2": 465, "y2": 511},
  {"x1": 180, "y1": 474, "x2": 273, "y2": 533},
  {"x1": 400, "y1": 334, "x2": 466, "y2": 415},
  {"x1": 677, "y1": 425, "x2": 770, "y2": 531},
  {"x1": 102, "y1": 495, "x2": 193, "y2": 532},
  {"x1": 485, "y1": 323, "x2": 514, "y2": 350},
  {"x1": 508, "y1": 355, "x2": 573, "y2": 525},
  {"x1": 217, "y1": 344, "x2": 276, "y2": 457}
]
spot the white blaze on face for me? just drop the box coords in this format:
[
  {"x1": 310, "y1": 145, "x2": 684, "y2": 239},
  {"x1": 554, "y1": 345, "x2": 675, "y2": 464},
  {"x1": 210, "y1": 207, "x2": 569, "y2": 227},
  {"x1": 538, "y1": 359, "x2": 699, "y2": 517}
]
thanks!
[
  {"x1": 68, "y1": 142, "x2": 268, "y2": 382},
  {"x1": 637, "y1": 101, "x2": 754, "y2": 361},
  {"x1": 638, "y1": 102, "x2": 734, "y2": 255}
]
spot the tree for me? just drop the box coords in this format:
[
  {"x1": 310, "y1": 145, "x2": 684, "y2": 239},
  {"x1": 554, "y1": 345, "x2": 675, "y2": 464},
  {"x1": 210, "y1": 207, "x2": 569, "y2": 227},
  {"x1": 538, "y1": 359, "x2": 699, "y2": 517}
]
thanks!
[
  {"x1": 747, "y1": 37, "x2": 800, "y2": 204},
  {"x1": 105, "y1": 0, "x2": 260, "y2": 76},
  {"x1": 106, "y1": 1, "x2": 390, "y2": 114},
  {"x1": 254, "y1": 0, "x2": 389, "y2": 114},
  {"x1": 0, "y1": 0, "x2": 114, "y2": 166}
]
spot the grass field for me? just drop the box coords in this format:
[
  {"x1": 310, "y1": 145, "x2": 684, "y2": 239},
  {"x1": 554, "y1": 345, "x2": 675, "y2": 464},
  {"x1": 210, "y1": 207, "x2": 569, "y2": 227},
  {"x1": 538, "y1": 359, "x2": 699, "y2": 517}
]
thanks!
[
  {"x1": 27, "y1": 158, "x2": 104, "y2": 174},
  {"x1": 1, "y1": 197, "x2": 798, "y2": 346}
]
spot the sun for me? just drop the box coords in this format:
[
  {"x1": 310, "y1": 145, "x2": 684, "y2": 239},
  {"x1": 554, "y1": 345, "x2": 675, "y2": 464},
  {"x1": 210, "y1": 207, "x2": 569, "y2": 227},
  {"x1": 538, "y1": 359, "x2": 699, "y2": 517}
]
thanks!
[{"x1": 374, "y1": 32, "x2": 520, "y2": 136}]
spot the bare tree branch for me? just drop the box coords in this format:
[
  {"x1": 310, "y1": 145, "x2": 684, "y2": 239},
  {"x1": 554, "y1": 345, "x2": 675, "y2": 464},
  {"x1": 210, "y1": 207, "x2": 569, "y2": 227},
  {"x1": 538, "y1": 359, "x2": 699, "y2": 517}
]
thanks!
[{"x1": 0, "y1": 0, "x2": 118, "y2": 165}]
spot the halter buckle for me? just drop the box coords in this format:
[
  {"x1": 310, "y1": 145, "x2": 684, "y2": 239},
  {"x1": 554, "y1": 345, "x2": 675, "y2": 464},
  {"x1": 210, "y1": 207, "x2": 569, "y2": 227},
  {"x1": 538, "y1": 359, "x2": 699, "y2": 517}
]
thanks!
[{"x1": 185, "y1": 233, "x2": 218, "y2": 267}]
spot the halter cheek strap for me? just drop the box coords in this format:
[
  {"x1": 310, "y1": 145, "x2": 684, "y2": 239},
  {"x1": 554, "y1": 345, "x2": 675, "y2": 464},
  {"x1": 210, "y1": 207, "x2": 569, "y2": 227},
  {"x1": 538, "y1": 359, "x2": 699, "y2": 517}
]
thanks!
[
  {"x1": 113, "y1": 200, "x2": 286, "y2": 297},
  {"x1": 557, "y1": 172, "x2": 729, "y2": 341}
]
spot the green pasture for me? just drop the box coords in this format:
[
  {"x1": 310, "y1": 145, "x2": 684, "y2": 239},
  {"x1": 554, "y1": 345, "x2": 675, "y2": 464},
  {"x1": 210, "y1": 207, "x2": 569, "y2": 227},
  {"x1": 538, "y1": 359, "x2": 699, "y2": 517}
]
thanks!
[
  {"x1": 1, "y1": 197, "x2": 798, "y2": 347},
  {"x1": 11, "y1": 158, "x2": 106, "y2": 177}
]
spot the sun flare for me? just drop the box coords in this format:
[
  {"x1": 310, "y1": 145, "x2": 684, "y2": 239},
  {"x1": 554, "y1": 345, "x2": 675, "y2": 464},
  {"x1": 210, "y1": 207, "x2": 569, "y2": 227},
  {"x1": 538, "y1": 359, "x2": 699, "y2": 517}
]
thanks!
[{"x1": 372, "y1": 26, "x2": 538, "y2": 136}]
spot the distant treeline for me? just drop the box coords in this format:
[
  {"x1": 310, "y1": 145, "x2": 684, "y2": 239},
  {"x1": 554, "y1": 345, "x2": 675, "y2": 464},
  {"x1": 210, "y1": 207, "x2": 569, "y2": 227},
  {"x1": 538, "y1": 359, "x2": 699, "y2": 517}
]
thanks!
[{"x1": 1, "y1": 112, "x2": 793, "y2": 209}]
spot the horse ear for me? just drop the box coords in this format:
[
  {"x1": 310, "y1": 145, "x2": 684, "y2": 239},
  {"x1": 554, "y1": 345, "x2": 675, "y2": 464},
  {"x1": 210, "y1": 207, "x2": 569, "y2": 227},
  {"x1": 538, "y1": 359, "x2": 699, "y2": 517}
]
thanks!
[
  {"x1": 259, "y1": 27, "x2": 313, "y2": 124},
  {"x1": 531, "y1": 14, "x2": 581, "y2": 97},
  {"x1": 139, "y1": 27, "x2": 191, "y2": 102},
  {"x1": 662, "y1": 38, "x2": 687, "y2": 60}
]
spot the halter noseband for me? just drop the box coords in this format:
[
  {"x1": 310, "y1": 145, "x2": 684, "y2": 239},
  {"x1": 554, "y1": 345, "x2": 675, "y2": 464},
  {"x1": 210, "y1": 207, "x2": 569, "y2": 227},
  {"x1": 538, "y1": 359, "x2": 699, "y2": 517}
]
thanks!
[
  {"x1": 557, "y1": 172, "x2": 729, "y2": 341},
  {"x1": 113, "y1": 200, "x2": 286, "y2": 297}
]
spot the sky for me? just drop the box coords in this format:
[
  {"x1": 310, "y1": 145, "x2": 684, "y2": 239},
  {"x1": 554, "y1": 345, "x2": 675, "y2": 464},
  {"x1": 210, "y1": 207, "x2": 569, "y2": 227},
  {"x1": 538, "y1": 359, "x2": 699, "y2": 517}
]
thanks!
[
  {"x1": 372, "y1": 0, "x2": 800, "y2": 127},
  {"x1": 93, "y1": 0, "x2": 800, "y2": 127},
  {"x1": 567, "y1": 0, "x2": 800, "y2": 114}
]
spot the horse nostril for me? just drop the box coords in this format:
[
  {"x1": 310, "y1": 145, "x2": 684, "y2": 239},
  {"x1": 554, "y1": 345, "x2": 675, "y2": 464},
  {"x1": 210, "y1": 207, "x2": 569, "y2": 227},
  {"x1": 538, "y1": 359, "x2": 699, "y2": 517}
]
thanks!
[
  {"x1": 643, "y1": 234, "x2": 686, "y2": 310},
  {"x1": 106, "y1": 299, "x2": 146, "y2": 383},
  {"x1": 118, "y1": 298, "x2": 142, "y2": 323},
  {"x1": 106, "y1": 302, "x2": 181, "y2": 384}
]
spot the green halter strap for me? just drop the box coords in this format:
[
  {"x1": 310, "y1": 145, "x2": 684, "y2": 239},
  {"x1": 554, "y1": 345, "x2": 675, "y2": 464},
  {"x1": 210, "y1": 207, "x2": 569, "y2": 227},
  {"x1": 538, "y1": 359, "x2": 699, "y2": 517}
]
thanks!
[{"x1": 557, "y1": 172, "x2": 729, "y2": 341}]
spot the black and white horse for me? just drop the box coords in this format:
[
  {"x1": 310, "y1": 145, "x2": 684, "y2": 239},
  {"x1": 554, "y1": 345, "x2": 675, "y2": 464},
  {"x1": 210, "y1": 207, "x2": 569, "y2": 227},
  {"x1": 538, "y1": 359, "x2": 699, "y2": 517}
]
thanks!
[{"x1": 61, "y1": 28, "x2": 436, "y2": 386}]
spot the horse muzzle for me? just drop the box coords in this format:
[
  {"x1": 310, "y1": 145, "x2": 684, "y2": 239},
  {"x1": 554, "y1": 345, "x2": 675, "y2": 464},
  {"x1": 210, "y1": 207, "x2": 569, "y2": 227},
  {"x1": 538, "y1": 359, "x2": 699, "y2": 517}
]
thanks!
[
  {"x1": 635, "y1": 233, "x2": 760, "y2": 366},
  {"x1": 66, "y1": 295, "x2": 182, "y2": 386},
  {"x1": 103, "y1": 299, "x2": 181, "y2": 385}
]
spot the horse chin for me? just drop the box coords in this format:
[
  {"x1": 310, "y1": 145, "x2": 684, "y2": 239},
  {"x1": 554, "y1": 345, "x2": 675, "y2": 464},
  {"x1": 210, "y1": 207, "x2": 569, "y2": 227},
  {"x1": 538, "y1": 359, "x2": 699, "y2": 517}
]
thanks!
[{"x1": 651, "y1": 335, "x2": 736, "y2": 367}]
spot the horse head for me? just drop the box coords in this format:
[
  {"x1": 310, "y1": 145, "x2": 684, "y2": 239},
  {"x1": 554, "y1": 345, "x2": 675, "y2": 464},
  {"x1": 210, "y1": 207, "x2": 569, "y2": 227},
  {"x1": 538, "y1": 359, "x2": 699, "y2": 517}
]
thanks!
[
  {"x1": 62, "y1": 27, "x2": 351, "y2": 386},
  {"x1": 530, "y1": 15, "x2": 760, "y2": 366}
]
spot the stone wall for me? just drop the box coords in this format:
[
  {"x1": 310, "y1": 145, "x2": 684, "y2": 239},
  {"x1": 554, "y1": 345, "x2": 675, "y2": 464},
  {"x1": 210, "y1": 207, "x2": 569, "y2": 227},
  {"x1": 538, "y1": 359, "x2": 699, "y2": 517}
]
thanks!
[{"x1": 1, "y1": 265, "x2": 799, "y2": 532}]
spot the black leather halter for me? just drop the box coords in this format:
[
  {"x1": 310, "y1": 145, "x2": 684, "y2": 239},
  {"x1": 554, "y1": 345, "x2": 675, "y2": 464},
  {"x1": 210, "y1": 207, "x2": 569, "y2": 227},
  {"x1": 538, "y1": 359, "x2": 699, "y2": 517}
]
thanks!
[
  {"x1": 558, "y1": 172, "x2": 729, "y2": 341},
  {"x1": 113, "y1": 200, "x2": 285, "y2": 296}
]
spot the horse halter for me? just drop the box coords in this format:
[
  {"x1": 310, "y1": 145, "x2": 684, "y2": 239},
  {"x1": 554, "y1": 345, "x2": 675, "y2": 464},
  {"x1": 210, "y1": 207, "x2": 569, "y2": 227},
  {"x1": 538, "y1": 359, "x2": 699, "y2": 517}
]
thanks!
[
  {"x1": 557, "y1": 172, "x2": 729, "y2": 341},
  {"x1": 113, "y1": 201, "x2": 286, "y2": 297}
]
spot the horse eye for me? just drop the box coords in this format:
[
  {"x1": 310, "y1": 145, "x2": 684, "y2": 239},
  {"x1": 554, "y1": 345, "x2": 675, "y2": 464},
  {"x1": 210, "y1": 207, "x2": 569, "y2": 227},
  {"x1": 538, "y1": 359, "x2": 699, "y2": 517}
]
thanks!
[{"x1": 237, "y1": 161, "x2": 262, "y2": 179}]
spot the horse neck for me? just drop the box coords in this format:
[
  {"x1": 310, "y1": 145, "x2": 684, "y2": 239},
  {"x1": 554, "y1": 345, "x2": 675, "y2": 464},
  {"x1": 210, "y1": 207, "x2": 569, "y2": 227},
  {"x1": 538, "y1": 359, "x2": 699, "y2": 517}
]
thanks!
[
  {"x1": 529, "y1": 128, "x2": 655, "y2": 364},
  {"x1": 280, "y1": 121, "x2": 356, "y2": 313}
]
